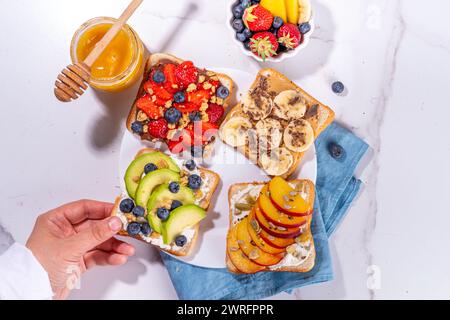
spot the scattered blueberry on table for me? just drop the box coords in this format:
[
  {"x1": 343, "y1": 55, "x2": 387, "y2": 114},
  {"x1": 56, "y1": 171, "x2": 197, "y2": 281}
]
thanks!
[
  {"x1": 328, "y1": 142, "x2": 346, "y2": 160},
  {"x1": 144, "y1": 163, "x2": 158, "y2": 174},
  {"x1": 332, "y1": 81, "x2": 345, "y2": 94},
  {"x1": 127, "y1": 222, "x2": 141, "y2": 236},
  {"x1": 175, "y1": 235, "x2": 188, "y2": 247},
  {"x1": 157, "y1": 207, "x2": 170, "y2": 221},
  {"x1": 120, "y1": 198, "x2": 134, "y2": 213}
]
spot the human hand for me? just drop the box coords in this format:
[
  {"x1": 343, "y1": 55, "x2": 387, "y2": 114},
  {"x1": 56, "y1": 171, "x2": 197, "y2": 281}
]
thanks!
[{"x1": 26, "y1": 199, "x2": 135, "y2": 300}]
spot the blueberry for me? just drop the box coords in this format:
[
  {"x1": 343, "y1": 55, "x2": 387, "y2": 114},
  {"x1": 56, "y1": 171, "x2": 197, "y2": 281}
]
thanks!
[
  {"x1": 191, "y1": 145, "x2": 204, "y2": 158},
  {"x1": 132, "y1": 205, "x2": 145, "y2": 217},
  {"x1": 243, "y1": 28, "x2": 252, "y2": 39},
  {"x1": 232, "y1": 4, "x2": 244, "y2": 18},
  {"x1": 328, "y1": 143, "x2": 346, "y2": 160},
  {"x1": 217, "y1": 86, "x2": 230, "y2": 99},
  {"x1": 164, "y1": 107, "x2": 182, "y2": 124},
  {"x1": 185, "y1": 159, "x2": 197, "y2": 171},
  {"x1": 169, "y1": 181, "x2": 180, "y2": 193},
  {"x1": 140, "y1": 223, "x2": 152, "y2": 236},
  {"x1": 152, "y1": 71, "x2": 165, "y2": 83},
  {"x1": 189, "y1": 111, "x2": 202, "y2": 122},
  {"x1": 236, "y1": 32, "x2": 247, "y2": 42},
  {"x1": 241, "y1": 0, "x2": 251, "y2": 8},
  {"x1": 173, "y1": 91, "x2": 186, "y2": 103},
  {"x1": 131, "y1": 121, "x2": 144, "y2": 134},
  {"x1": 273, "y1": 16, "x2": 283, "y2": 29},
  {"x1": 144, "y1": 163, "x2": 158, "y2": 174},
  {"x1": 299, "y1": 22, "x2": 311, "y2": 34},
  {"x1": 188, "y1": 174, "x2": 202, "y2": 190},
  {"x1": 171, "y1": 200, "x2": 183, "y2": 211},
  {"x1": 175, "y1": 235, "x2": 187, "y2": 247},
  {"x1": 332, "y1": 81, "x2": 345, "y2": 94},
  {"x1": 157, "y1": 207, "x2": 170, "y2": 221},
  {"x1": 119, "y1": 198, "x2": 134, "y2": 213},
  {"x1": 232, "y1": 19, "x2": 244, "y2": 32},
  {"x1": 244, "y1": 40, "x2": 252, "y2": 51},
  {"x1": 127, "y1": 222, "x2": 141, "y2": 236}
]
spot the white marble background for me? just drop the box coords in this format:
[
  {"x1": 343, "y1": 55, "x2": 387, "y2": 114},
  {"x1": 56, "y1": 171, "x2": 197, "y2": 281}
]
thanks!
[{"x1": 0, "y1": 0, "x2": 449, "y2": 299}]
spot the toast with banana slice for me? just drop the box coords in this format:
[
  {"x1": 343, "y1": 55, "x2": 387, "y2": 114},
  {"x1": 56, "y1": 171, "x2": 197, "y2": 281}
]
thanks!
[
  {"x1": 126, "y1": 53, "x2": 235, "y2": 158},
  {"x1": 226, "y1": 176, "x2": 316, "y2": 274},
  {"x1": 219, "y1": 68, "x2": 334, "y2": 178},
  {"x1": 111, "y1": 148, "x2": 219, "y2": 257}
]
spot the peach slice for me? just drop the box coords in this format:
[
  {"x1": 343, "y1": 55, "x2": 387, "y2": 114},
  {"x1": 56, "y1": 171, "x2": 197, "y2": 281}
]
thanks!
[
  {"x1": 268, "y1": 177, "x2": 311, "y2": 216},
  {"x1": 259, "y1": 185, "x2": 309, "y2": 228},
  {"x1": 255, "y1": 203, "x2": 302, "y2": 239},
  {"x1": 247, "y1": 209, "x2": 286, "y2": 255},
  {"x1": 227, "y1": 225, "x2": 265, "y2": 274},
  {"x1": 236, "y1": 218, "x2": 284, "y2": 266},
  {"x1": 259, "y1": 229, "x2": 295, "y2": 249}
]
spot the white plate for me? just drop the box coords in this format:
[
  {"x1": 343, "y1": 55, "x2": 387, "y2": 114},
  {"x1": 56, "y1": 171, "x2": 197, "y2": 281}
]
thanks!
[{"x1": 119, "y1": 68, "x2": 317, "y2": 268}]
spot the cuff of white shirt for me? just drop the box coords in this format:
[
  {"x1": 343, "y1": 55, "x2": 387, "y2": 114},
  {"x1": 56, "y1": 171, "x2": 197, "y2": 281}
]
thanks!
[{"x1": 0, "y1": 243, "x2": 54, "y2": 300}]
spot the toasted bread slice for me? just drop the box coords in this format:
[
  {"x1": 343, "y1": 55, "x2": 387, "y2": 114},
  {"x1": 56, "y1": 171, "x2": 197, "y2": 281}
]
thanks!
[
  {"x1": 226, "y1": 180, "x2": 316, "y2": 274},
  {"x1": 126, "y1": 53, "x2": 235, "y2": 158},
  {"x1": 111, "y1": 148, "x2": 220, "y2": 256},
  {"x1": 220, "y1": 68, "x2": 335, "y2": 178}
]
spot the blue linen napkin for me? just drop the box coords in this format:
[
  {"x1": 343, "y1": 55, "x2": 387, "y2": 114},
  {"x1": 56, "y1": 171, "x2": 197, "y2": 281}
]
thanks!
[{"x1": 160, "y1": 122, "x2": 369, "y2": 300}]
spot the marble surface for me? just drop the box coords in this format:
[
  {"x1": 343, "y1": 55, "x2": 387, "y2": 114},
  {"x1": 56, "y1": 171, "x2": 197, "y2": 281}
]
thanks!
[{"x1": 0, "y1": 0, "x2": 449, "y2": 299}]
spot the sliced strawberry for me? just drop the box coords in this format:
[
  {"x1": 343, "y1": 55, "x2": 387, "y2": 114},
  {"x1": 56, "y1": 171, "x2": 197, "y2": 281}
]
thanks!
[
  {"x1": 206, "y1": 103, "x2": 224, "y2": 124},
  {"x1": 136, "y1": 95, "x2": 162, "y2": 119},
  {"x1": 174, "y1": 102, "x2": 200, "y2": 113},
  {"x1": 187, "y1": 89, "x2": 212, "y2": 106},
  {"x1": 175, "y1": 61, "x2": 198, "y2": 88},
  {"x1": 208, "y1": 79, "x2": 220, "y2": 89},
  {"x1": 147, "y1": 118, "x2": 168, "y2": 139},
  {"x1": 163, "y1": 63, "x2": 178, "y2": 93}
]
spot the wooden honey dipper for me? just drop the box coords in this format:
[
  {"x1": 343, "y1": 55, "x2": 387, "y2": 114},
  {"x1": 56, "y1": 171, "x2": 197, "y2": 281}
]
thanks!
[{"x1": 54, "y1": 0, "x2": 144, "y2": 102}]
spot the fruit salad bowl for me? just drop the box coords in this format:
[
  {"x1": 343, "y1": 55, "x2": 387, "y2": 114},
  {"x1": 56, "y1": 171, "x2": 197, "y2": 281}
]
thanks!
[{"x1": 228, "y1": 0, "x2": 315, "y2": 63}]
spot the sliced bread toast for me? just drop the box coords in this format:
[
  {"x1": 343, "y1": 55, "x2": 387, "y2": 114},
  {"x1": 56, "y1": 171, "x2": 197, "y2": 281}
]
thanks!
[
  {"x1": 226, "y1": 180, "x2": 316, "y2": 274},
  {"x1": 220, "y1": 68, "x2": 335, "y2": 178},
  {"x1": 111, "y1": 148, "x2": 220, "y2": 256}
]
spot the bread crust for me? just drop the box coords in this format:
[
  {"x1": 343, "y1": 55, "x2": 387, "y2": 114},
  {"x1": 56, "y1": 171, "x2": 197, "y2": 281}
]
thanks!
[
  {"x1": 111, "y1": 147, "x2": 220, "y2": 257},
  {"x1": 226, "y1": 180, "x2": 316, "y2": 274},
  {"x1": 126, "y1": 53, "x2": 235, "y2": 159},
  {"x1": 220, "y1": 68, "x2": 335, "y2": 178}
]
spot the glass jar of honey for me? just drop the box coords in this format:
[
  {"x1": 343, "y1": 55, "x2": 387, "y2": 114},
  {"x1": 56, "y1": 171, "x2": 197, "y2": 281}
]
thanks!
[{"x1": 70, "y1": 17, "x2": 144, "y2": 92}]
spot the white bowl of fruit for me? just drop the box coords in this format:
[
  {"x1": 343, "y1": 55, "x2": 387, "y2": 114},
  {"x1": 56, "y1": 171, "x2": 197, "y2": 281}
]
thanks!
[{"x1": 228, "y1": 0, "x2": 314, "y2": 62}]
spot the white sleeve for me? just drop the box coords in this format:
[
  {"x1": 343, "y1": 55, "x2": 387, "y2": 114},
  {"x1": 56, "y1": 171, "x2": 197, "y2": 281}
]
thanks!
[{"x1": 0, "y1": 243, "x2": 54, "y2": 300}]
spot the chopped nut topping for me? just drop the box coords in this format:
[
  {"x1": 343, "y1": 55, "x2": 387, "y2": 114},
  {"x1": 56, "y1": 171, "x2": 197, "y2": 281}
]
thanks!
[
  {"x1": 216, "y1": 97, "x2": 224, "y2": 105},
  {"x1": 245, "y1": 194, "x2": 256, "y2": 205},
  {"x1": 165, "y1": 100, "x2": 173, "y2": 108},
  {"x1": 137, "y1": 111, "x2": 148, "y2": 121},
  {"x1": 186, "y1": 83, "x2": 197, "y2": 92},
  {"x1": 125, "y1": 213, "x2": 136, "y2": 222},
  {"x1": 198, "y1": 75, "x2": 206, "y2": 83},
  {"x1": 210, "y1": 76, "x2": 219, "y2": 81},
  {"x1": 289, "y1": 191, "x2": 297, "y2": 197},
  {"x1": 250, "y1": 219, "x2": 260, "y2": 233},
  {"x1": 171, "y1": 84, "x2": 179, "y2": 89},
  {"x1": 168, "y1": 123, "x2": 176, "y2": 130},
  {"x1": 235, "y1": 203, "x2": 253, "y2": 211},
  {"x1": 249, "y1": 249, "x2": 260, "y2": 260},
  {"x1": 203, "y1": 82, "x2": 212, "y2": 90},
  {"x1": 229, "y1": 246, "x2": 239, "y2": 252},
  {"x1": 143, "y1": 125, "x2": 148, "y2": 133},
  {"x1": 237, "y1": 240, "x2": 245, "y2": 246},
  {"x1": 167, "y1": 129, "x2": 178, "y2": 140},
  {"x1": 210, "y1": 96, "x2": 217, "y2": 104},
  {"x1": 151, "y1": 95, "x2": 157, "y2": 102},
  {"x1": 206, "y1": 71, "x2": 216, "y2": 77},
  {"x1": 201, "y1": 111, "x2": 209, "y2": 122},
  {"x1": 146, "y1": 88, "x2": 153, "y2": 95},
  {"x1": 286, "y1": 245, "x2": 297, "y2": 255}
]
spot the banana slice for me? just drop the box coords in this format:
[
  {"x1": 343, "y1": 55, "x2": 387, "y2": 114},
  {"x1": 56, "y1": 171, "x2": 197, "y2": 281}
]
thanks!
[
  {"x1": 298, "y1": 0, "x2": 312, "y2": 24},
  {"x1": 259, "y1": 147, "x2": 294, "y2": 176},
  {"x1": 241, "y1": 91, "x2": 273, "y2": 121},
  {"x1": 255, "y1": 118, "x2": 283, "y2": 149},
  {"x1": 283, "y1": 119, "x2": 314, "y2": 153},
  {"x1": 220, "y1": 116, "x2": 253, "y2": 147},
  {"x1": 273, "y1": 90, "x2": 307, "y2": 120}
]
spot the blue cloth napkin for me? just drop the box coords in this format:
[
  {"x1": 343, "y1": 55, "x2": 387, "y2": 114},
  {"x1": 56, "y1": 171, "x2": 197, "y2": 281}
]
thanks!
[{"x1": 161, "y1": 122, "x2": 369, "y2": 300}]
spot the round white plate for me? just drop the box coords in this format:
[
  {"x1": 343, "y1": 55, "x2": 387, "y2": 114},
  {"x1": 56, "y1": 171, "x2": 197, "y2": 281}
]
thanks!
[{"x1": 119, "y1": 68, "x2": 317, "y2": 268}]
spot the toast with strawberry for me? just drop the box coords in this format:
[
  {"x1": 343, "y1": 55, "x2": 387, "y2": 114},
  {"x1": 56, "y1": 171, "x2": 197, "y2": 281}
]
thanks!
[{"x1": 127, "y1": 53, "x2": 235, "y2": 158}]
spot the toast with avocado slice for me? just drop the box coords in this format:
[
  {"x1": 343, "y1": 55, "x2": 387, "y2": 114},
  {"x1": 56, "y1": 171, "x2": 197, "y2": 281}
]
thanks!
[
  {"x1": 111, "y1": 148, "x2": 220, "y2": 257},
  {"x1": 219, "y1": 68, "x2": 334, "y2": 178},
  {"x1": 226, "y1": 177, "x2": 316, "y2": 274}
]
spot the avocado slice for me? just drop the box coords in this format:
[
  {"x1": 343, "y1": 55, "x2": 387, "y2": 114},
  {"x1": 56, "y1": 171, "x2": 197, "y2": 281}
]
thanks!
[
  {"x1": 135, "y1": 169, "x2": 180, "y2": 208},
  {"x1": 162, "y1": 204, "x2": 206, "y2": 245},
  {"x1": 147, "y1": 184, "x2": 195, "y2": 233},
  {"x1": 124, "y1": 152, "x2": 180, "y2": 199}
]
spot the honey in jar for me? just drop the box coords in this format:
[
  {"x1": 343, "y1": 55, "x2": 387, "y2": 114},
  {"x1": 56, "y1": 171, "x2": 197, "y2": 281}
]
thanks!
[{"x1": 71, "y1": 17, "x2": 144, "y2": 92}]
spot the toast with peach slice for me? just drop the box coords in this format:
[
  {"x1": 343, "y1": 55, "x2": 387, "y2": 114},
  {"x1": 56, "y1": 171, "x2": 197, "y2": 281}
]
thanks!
[{"x1": 226, "y1": 177, "x2": 316, "y2": 274}]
